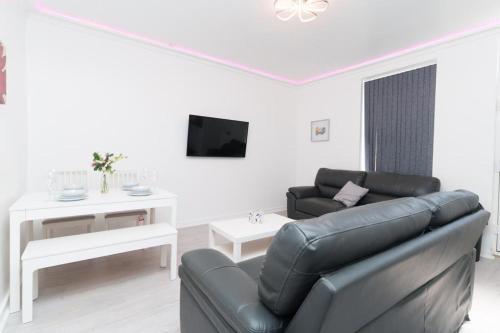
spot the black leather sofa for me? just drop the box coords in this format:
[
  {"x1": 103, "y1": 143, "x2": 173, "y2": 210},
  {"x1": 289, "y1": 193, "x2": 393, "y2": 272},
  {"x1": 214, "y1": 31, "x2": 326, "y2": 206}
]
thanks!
[
  {"x1": 287, "y1": 168, "x2": 441, "y2": 220},
  {"x1": 179, "y1": 190, "x2": 488, "y2": 333}
]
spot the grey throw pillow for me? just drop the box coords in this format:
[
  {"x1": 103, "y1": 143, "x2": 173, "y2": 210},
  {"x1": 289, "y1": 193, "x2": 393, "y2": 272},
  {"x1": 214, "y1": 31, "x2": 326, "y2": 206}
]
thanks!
[{"x1": 333, "y1": 181, "x2": 369, "y2": 207}]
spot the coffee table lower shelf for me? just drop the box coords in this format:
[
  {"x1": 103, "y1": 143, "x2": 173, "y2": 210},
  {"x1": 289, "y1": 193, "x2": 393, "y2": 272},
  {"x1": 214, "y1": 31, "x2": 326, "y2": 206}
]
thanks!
[{"x1": 211, "y1": 237, "x2": 273, "y2": 262}]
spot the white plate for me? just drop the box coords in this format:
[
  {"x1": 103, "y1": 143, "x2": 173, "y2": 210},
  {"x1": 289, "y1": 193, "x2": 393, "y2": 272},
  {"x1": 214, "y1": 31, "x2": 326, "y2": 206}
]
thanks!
[
  {"x1": 61, "y1": 189, "x2": 87, "y2": 197},
  {"x1": 129, "y1": 185, "x2": 151, "y2": 193},
  {"x1": 122, "y1": 186, "x2": 138, "y2": 191},
  {"x1": 128, "y1": 191, "x2": 153, "y2": 196},
  {"x1": 122, "y1": 183, "x2": 139, "y2": 190},
  {"x1": 57, "y1": 195, "x2": 88, "y2": 202},
  {"x1": 64, "y1": 185, "x2": 85, "y2": 190}
]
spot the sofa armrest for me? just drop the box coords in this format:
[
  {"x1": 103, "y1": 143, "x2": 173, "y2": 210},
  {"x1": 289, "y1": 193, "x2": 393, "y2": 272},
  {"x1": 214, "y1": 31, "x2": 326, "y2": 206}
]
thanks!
[
  {"x1": 181, "y1": 249, "x2": 285, "y2": 333},
  {"x1": 288, "y1": 186, "x2": 320, "y2": 199}
]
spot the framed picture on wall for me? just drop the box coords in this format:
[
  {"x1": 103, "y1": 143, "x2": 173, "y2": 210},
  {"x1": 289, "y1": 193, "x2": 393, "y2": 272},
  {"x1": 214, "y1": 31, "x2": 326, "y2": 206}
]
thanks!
[
  {"x1": 311, "y1": 119, "x2": 330, "y2": 142},
  {"x1": 0, "y1": 42, "x2": 6, "y2": 105}
]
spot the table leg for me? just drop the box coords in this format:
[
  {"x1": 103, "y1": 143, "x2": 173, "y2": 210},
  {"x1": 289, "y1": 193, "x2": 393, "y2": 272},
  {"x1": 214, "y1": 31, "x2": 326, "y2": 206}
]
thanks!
[
  {"x1": 170, "y1": 238, "x2": 178, "y2": 280},
  {"x1": 160, "y1": 245, "x2": 168, "y2": 268},
  {"x1": 170, "y1": 200, "x2": 177, "y2": 228},
  {"x1": 33, "y1": 220, "x2": 43, "y2": 241},
  {"x1": 27, "y1": 220, "x2": 34, "y2": 243},
  {"x1": 233, "y1": 242, "x2": 242, "y2": 262},
  {"x1": 152, "y1": 198, "x2": 176, "y2": 226},
  {"x1": 150, "y1": 208, "x2": 156, "y2": 224},
  {"x1": 95, "y1": 213, "x2": 106, "y2": 232},
  {"x1": 10, "y1": 211, "x2": 24, "y2": 313},
  {"x1": 32, "y1": 220, "x2": 43, "y2": 301}
]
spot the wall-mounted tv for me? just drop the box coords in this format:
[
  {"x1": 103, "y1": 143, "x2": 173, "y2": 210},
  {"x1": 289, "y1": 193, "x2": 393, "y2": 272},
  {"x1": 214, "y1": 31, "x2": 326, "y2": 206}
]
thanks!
[{"x1": 186, "y1": 115, "x2": 249, "y2": 157}]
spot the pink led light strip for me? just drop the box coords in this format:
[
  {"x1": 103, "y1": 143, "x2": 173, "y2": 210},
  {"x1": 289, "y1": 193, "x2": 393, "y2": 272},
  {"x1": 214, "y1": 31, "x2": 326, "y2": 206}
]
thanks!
[
  {"x1": 33, "y1": 0, "x2": 300, "y2": 85},
  {"x1": 301, "y1": 19, "x2": 500, "y2": 84},
  {"x1": 34, "y1": 0, "x2": 500, "y2": 86}
]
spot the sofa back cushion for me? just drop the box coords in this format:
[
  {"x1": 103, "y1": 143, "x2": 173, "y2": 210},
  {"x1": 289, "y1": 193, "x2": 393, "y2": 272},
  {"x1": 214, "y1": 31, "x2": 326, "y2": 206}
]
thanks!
[
  {"x1": 364, "y1": 172, "x2": 440, "y2": 197},
  {"x1": 258, "y1": 198, "x2": 432, "y2": 316},
  {"x1": 314, "y1": 168, "x2": 366, "y2": 198},
  {"x1": 419, "y1": 190, "x2": 480, "y2": 227}
]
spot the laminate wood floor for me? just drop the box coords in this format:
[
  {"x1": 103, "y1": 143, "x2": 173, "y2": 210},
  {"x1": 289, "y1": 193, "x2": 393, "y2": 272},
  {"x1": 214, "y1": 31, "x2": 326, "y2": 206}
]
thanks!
[{"x1": 4, "y1": 225, "x2": 500, "y2": 333}]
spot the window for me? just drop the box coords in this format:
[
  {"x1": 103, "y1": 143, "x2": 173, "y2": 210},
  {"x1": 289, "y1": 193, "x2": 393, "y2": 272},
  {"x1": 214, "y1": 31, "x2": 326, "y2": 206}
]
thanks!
[{"x1": 364, "y1": 64, "x2": 437, "y2": 176}]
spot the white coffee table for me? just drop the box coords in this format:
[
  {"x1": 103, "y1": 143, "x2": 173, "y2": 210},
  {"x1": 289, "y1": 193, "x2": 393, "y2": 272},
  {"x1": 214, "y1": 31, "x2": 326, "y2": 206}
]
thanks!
[{"x1": 208, "y1": 213, "x2": 294, "y2": 262}]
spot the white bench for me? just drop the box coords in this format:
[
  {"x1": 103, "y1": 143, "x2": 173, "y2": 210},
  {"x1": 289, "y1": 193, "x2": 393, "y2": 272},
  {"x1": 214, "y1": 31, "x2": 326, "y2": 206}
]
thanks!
[{"x1": 21, "y1": 223, "x2": 177, "y2": 323}]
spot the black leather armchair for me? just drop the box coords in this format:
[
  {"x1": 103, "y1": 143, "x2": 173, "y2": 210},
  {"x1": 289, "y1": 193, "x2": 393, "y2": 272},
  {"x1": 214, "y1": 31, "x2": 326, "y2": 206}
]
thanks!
[
  {"x1": 180, "y1": 191, "x2": 488, "y2": 333},
  {"x1": 180, "y1": 251, "x2": 284, "y2": 333}
]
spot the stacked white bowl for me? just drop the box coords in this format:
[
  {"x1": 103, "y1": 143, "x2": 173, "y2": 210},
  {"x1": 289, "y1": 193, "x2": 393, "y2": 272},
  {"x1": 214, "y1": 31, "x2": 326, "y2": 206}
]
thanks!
[
  {"x1": 58, "y1": 185, "x2": 87, "y2": 201},
  {"x1": 128, "y1": 185, "x2": 152, "y2": 196},
  {"x1": 121, "y1": 181, "x2": 139, "y2": 191}
]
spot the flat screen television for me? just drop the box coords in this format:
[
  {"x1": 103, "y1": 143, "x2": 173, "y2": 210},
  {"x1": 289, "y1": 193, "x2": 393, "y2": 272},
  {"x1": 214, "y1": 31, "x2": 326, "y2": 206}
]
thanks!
[{"x1": 186, "y1": 115, "x2": 249, "y2": 157}]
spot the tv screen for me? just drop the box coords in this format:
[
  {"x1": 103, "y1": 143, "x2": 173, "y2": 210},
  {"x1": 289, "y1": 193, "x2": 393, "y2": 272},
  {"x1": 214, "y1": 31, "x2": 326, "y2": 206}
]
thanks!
[{"x1": 186, "y1": 115, "x2": 249, "y2": 157}]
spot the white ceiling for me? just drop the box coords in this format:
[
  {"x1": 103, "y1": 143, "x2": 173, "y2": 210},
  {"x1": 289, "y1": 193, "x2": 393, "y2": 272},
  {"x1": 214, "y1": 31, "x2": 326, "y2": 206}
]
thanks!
[{"x1": 34, "y1": 0, "x2": 500, "y2": 83}]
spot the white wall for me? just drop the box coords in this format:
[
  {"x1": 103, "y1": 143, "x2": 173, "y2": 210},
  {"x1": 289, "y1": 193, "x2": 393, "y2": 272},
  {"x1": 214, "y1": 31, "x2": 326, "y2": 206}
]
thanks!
[
  {"x1": 296, "y1": 31, "x2": 500, "y2": 258},
  {"x1": 0, "y1": 1, "x2": 27, "y2": 328},
  {"x1": 25, "y1": 15, "x2": 298, "y2": 225},
  {"x1": 0, "y1": 7, "x2": 493, "y2": 330},
  {"x1": 15, "y1": 6, "x2": 500, "y2": 263}
]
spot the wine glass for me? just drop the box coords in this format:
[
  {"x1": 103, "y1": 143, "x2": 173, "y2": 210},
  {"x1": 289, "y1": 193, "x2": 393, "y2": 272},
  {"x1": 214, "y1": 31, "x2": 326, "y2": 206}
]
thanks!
[
  {"x1": 148, "y1": 169, "x2": 158, "y2": 189},
  {"x1": 47, "y1": 169, "x2": 59, "y2": 200},
  {"x1": 140, "y1": 168, "x2": 158, "y2": 189}
]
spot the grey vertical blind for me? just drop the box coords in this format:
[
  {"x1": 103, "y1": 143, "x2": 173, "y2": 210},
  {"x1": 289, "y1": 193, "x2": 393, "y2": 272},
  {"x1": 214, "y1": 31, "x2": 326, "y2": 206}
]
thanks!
[{"x1": 364, "y1": 64, "x2": 437, "y2": 176}]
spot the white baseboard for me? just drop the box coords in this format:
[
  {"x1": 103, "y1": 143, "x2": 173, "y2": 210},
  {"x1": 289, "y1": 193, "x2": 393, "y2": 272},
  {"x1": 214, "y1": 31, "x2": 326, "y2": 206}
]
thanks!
[
  {"x1": 0, "y1": 292, "x2": 9, "y2": 333},
  {"x1": 480, "y1": 227, "x2": 497, "y2": 259},
  {"x1": 481, "y1": 253, "x2": 496, "y2": 260},
  {"x1": 176, "y1": 206, "x2": 286, "y2": 229}
]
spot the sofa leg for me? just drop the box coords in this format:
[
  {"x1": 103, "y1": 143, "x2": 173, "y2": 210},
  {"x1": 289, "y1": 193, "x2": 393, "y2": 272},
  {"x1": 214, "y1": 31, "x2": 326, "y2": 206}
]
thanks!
[
  {"x1": 474, "y1": 236, "x2": 482, "y2": 262},
  {"x1": 465, "y1": 314, "x2": 471, "y2": 322}
]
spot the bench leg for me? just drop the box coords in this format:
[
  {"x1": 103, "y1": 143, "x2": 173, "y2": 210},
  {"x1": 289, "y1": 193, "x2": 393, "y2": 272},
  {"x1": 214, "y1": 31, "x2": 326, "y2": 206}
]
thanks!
[
  {"x1": 22, "y1": 264, "x2": 35, "y2": 323},
  {"x1": 170, "y1": 239, "x2": 177, "y2": 281},
  {"x1": 33, "y1": 271, "x2": 38, "y2": 301}
]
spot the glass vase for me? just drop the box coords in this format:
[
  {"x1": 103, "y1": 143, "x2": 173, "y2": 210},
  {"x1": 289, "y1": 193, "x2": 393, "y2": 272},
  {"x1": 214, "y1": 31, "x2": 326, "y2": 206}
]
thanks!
[{"x1": 100, "y1": 173, "x2": 109, "y2": 194}]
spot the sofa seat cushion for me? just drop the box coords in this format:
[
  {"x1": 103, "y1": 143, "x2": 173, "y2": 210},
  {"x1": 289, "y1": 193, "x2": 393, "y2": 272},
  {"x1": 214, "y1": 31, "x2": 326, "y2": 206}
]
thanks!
[
  {"x1": 419, "y1": 190, "x2": 480, "y2": 227},
  {"x1": 364, "y1": 172, "x2": 441, "y2": 197},
  {"x1": 358, "y1": 193, "x2": 397, "y2": 205},
  {"x1": 181, "y1": 249, "x2": 286, "y2": 333},
  {"x1": 296, "y1": 197, "x2": 346, "y2": 216},
  {"x1": 258, "y1": 198, "x2": 432, "y2": 316}
]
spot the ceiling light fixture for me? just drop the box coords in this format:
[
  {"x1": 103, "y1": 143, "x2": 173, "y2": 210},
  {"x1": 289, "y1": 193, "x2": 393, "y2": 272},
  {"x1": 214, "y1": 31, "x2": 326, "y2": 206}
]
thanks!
[{"x1": 275, "y1": 0, "x2": 329, "y2": 23}]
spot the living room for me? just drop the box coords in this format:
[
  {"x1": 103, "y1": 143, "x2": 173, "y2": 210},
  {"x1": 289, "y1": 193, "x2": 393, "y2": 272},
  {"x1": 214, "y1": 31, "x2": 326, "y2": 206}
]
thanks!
[{"x1": 1, "y1": 0, "x2": 500, "y2": 332}]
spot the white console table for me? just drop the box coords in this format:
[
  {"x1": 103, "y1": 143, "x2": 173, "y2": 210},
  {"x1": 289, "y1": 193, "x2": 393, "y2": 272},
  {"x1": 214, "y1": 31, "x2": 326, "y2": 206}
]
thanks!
[{"x1": 9, "y1": 189, "x2": 177, "y2": 313}]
